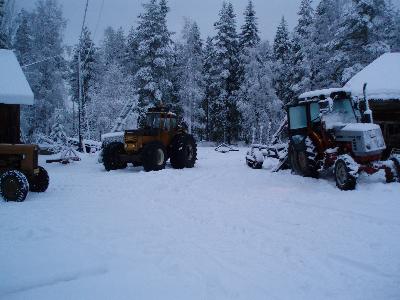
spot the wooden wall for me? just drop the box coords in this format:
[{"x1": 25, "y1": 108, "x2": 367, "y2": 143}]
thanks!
[
  {"x1": 371, "y1": 100, "x2": 400, "y2": 154},
  {"x1": 371, "y1": 101, "x2": 400, "y2": 122},
  {"x1": 0, "y1": 104, "x2": 20, "y2": 144}
]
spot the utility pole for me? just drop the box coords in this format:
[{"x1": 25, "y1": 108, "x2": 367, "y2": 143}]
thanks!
[
  {"x1": 77, "y1": 0, "x2": 89, "y2": 152},
  {"x1": 77, "y1": 49, "x2": 83, "y2": 152}
]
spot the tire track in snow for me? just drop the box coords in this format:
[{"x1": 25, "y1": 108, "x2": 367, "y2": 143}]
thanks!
[
  {"x1": 328, "y1": 254, "x2": 398, "y2": 278},
  {"x1": 0, "y1": 267, "x2": 108, "y2": 298}
]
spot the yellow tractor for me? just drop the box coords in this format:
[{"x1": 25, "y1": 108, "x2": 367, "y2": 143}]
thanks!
[
  {"x1": 0, "y1": 144, "x2": 49, "y2": 202},
  {"x1": 0, "y1": 49, "x2": 49, "y2": 202},
  {"x1": 102, "y1": 106, "x2": 197, "y2": 172}
]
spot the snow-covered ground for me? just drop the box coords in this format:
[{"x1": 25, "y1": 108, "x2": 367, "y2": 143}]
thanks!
[{"x1": 1, "y1": 147, "x2": 399, "y2": 300}]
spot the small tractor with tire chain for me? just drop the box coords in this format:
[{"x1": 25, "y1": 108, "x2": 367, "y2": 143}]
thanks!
[
  {"x1": 246, "y1": 88, "x2": 400, "y2": 190},
  {"x1": 102, "y1": 106, "x2": 197, "y2": 172},
  {"x1": 0, "y1": 144, "x2": 49, "y2": 202}
]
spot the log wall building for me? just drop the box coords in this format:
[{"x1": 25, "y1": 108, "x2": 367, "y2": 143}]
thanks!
[{"x1": 0, "y1": 104, "x2": 20, "y2": 144}]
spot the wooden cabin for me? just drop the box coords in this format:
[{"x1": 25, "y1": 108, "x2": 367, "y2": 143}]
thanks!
[
  {"x1": 0, "y1": 49, "x2": 34, "y2": 143},
  {"x1": 345, "y1": 53, "x2": 400, "y2": 156}
]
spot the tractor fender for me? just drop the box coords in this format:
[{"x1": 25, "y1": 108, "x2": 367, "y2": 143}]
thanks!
[{"x1": 290, "y1": 135, "x2": 307, "y2": 152}]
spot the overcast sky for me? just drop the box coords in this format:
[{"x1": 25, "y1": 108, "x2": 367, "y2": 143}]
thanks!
[{"x1": 17, "y1": 0, "x2": 400, "y2": 45}]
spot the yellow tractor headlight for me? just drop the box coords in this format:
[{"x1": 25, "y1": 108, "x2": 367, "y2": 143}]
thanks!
[{"x1": 125, "y1": 142, "x2": 138, "y2": 153}]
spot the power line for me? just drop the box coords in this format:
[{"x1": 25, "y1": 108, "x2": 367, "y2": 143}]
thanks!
[
  {"x1": 21, "y1": 54, "x2": 62, "y2": 68},
  {"x1": 16, "y1": 0, "x2": 92, "y2": 70},
  {"x1": 93, "y1": 0, "x2": 105, "y2": 40},
  {"x1": 81, "y1": 0, "x2": 104, "y2": 66},
  {"x1": 79, "y1": 0, "x2": 89, "y2": 42}
]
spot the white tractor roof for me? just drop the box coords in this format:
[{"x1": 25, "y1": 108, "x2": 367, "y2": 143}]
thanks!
[
  {"x1": 344, "y1": 52, "x2": 400, "y2": 101},
  {"x1": 299, "y1": 88, "x2": 351, "y2": 100},
  {"x1": 0, "y1": 49, "x2": 34, "y2": 105}
]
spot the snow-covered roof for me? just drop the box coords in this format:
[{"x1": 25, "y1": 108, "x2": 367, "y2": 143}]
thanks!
[
  {"x1": 341, "y1": 123, "x2": 380, "y2": 131},
  {"x1": 344, "y1": 53, "x2": 400, "y2": 101},
  {"x1": 0, "y1": 49, "x2": 34, "y2": 105},
  {"x1": 299, "y1": 88, "x2": 350, "y2": 100}
]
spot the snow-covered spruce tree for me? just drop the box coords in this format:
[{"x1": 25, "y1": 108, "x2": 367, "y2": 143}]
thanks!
[
  {"x1": 69, "y1": 26, "x2": 96, "y2": 139},
  {"x1": 1, "y1": 0, "x2": 18, "y2": 49},
  {"x1": 167, "y1": 44, "x2": 183, "y2": 117},
  {"x1": 239, "y1": 0, "x2": 260, "y2": 52},
  {"x1": 384, "y1": 0, "x2": 400, "y2": 51},
  {"x1": 329, "y1": 0, "x2": 391, "y2": 84},
  {"x1": 176, "y1": 20, "x2": 204, "y2": 136},
  {"x1": 0, "y1": 0, "x2": 3, "y2": 22},
  {"x1": 124, "y1": 26, "x2": 139, "y2": 75},
  {"x1": 238, "y1": 0, "x2": 260, "y2": 91},
  {"x1": 237, "y1": 42, "x2": 283, "y2": 144},
  {"x1": 0, "y1": 0, "x2": 5, "y2": 48},
  {"x1": 312, "y1": 0, "x2": 344, "y2": 89},
  {"x1": 13, "y1": 8, "x2": 34, "y2": 138},
  {"x1": 273, "y1": 17, "x2": 294, "y2": 104},
  {"x1": 49, "y1": 108, "x2": 68, "y2": 151},
  {"x1": 13, "y1": 9, "x2": 31, "y2": 65},
  {"x1": 394, "y1": 8, "x2": 400, "y2": 51},
  {"x1": 273, "y1": 17, "x2": 291, "y2": 64},
  {"x1": 102, "y1": 26, "x2": 126, "y2": 67},
  {"x1": 237, "y1": 0, "x2": 267, "y2": 142},
  {"x1": 291, "y1": 0, "x2": 315, "y2": 95},
  {"x1": 134, "y1": 0, "x2": 173, "y2": 123},
  {"x1": 19, "y1": 0, "x2": 67, "y2": 140},
  {"x1": 89, "y1": 61, "x2": 136, "y2": 138},
  {"x1": 201, "y1": 37, "x2": 218, "y2": 141},
  {"x1": 211, "y1": 1, "x2": 241, "y2": 143},
  {"x1": 87, "y1": 26, "x2": 136, "y2": 138}
]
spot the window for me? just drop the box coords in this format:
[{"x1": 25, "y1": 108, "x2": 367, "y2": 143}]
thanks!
[
  {"x1": 289, "y1": 106, "x2": 307, "y2": 130},
  {"x1": 310, "y1": 102, "x2": 321, "y2": 123},
  {"x1": 163, "y1": 118, "x2": 169, "y2": 130},
  {"x1": 332, "y1": 99, "x2": 354, "y2": 116},
  {"x1": 146, "y1": 114, "x2": 161, "y2": 128},
  {"x1": 322, "y1": 99, "x2": 357, "y2": 129},
  {"x1": 161, "y1": 118, "x2": 177, "y2": 131},
  {"x1": 170, "y1": 118, "x2": 177, "y2": 129}
]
